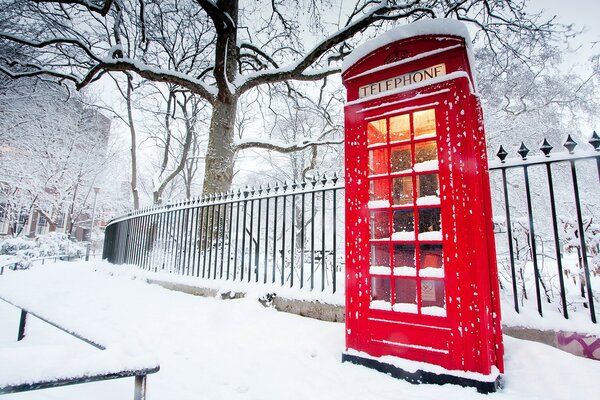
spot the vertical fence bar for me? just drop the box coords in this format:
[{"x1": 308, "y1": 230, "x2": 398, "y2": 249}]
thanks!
[
  {"x1": 332, "y1": 185, "x2": 338, "y2": 294},
  {"x1": 219, "y1": 201, "x2": 227, "y2": 279},
  {"x1": 281, "y1": 189, "x2": 287, "y2": 286},
  {"x1": 545, "y1": 163, "x2": 568, "y2": 318},
  {"x1": 248, "y1": 192, "x2": 255, "y2": 283},
  {"x1": 226, "y1": 194, "x2": 234, "y2": 279},
  {"x1": 208, "y1": 202, "x2": 217, "y2": 279},
  {"x1": 255, "y1": 193, "x2": 262, "y2": 283},
  {"x1": 321, "y1": 185, "x2": 326, "y2": 292},
  {"x1": 201, "y1": 203, "x2": 210, "y2": 278},
  {"x1": 233, "y1": 195, "x2": 241, "y2": 281},
  {"x1": 263, "y1": 194, "x2": 270, "y2": 284},
  {"x1": 501, "y1": 168, "x2": 519, "y2": 313},
  {"x1": 272, "y1": 191, "x2": 279, "y2": 284},
  {"x1": 523, "y1": 165, "x2": 544, "y2": 317},
  {"x1": 300, "y1": 187, "x2": 306, "y2": 288},
  {"x1": 570, "y1": 159, "x2": 597, "y2": 323},
  {"x1": 290, "y1": 189, "x2": 296, "y2": 288},
  {"x1": 310, "y1": 187, "x2": 316, "y2": 291},
  {"x1": 241, "y1": 194, "x2": 248, "y2": 282},
  {"x1": 213, "y1": 200, "x2": 222, "y2": 279}
]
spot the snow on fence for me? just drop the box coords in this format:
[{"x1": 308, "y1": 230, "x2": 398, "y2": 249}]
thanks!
[
  {"x1": 103, "y1": 133, "x2": 600, "y2": 324},
  {"x1": 103, "y1": 174, "x2": 345, "y2": 294}
]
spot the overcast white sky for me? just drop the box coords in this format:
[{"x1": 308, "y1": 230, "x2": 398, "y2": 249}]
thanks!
[{"x1": 530, "y1": 0, "x2": 600, "y2": 66}]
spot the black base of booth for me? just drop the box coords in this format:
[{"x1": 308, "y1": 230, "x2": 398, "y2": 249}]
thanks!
[{"x1": 341, "y1": 353, "x2": 500, "y2": 394}]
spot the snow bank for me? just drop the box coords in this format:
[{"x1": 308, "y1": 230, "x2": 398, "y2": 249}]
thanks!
[{"x1": 1, "y1": 261, "x2": 600, "y2": 400}]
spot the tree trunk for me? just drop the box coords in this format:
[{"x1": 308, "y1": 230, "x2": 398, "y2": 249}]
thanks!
[
  {"x1": 202, "y1": 98, "x2": 238, "y2": 195},
  {"x1": 126, "y1": 77, "x2": 140, "y2": 209}
]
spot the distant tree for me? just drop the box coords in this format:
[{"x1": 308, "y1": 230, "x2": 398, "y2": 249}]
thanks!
[
  {"x1": 0, "y1": 79, "x2": 112, "y2": 236},
  {"x1": 0, "y1": 0, "x2": 572, "y2": 195}
]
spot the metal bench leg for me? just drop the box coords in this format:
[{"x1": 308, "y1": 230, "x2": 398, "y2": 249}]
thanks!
[
  {"x1": 17, "y1": 310, "x2": 27, "y2": 341},
  {"x1": 134, "y1": 375, "x2": 147, "y2": 400}
]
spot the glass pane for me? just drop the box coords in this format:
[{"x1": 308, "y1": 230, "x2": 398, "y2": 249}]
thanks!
[
  {"x1": 369, "y1": 148, "x2": 388, "y2": 176},
  {"x1": 371, "y1": 277, "x2": 391, "y2": 310},
  {"x1": 390, "y1": 145, "x2": 411, "y2": 173},
  {"x1": 416, "y1": 174, "x2": 439, "y2": 205},
  {"x1": 393, "y1": 278, "x2": 417, "y2": 313},
  {"x1": 392, "y1": 176, "x2": 413, "y2": 205},
  {"x1": 369, "y1": 179, "x2": 389, "y2": 208},
  {"x1": 414, "y1": 142, "x2": 438, "y2": 172},
  {"x1": 370, "y1": 244, "x2": 390, "y2": 275},
  {"x1": 414, "y1": 109, "x2": 436, "y2": 138},
  {"x1": 390, "y1": 114, "x2": 410, "y2": 142},
  {"x1": 393, "y1": 244, "x2": 416, "y2": 276},
  {"x1": 367, "y1": 119, "x2": 387, "y2": 145},
  {"x1": 392, "y1": 210, "x2": 414, "y2": 240},
  {"x1": 418, "y1": 208, "x2": 441, "y2": 239},
  {"x1": 370, "y1": 211, "x2": 389, "y2": 240},
  {"x1": 419, "y1": 244, "x2": 444, "y2": 277},
  {"x1": 421, "y1": 280, "x2": 446, "y2": 315}
]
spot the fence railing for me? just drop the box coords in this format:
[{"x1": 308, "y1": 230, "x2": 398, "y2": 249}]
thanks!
[
  {"x1": 104, "y1": 134, "x2": 600, "y2": 324},
  {"x1": 103, "y1": 174, "x2": 345, "y2": 294},
  {"x1": 488, "y1": 133, "x2": 600, "y2": 323}
]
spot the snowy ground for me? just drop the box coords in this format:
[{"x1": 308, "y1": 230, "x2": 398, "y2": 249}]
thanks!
[{"x1": 1, "y1": 261, "x2": 600, "y2": 400}]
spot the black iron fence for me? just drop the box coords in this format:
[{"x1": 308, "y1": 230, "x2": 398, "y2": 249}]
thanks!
[
  {"x1": 104, "y1": 134, "x2": 600, "y2": 323},
  {"x1": 488, "y1": 133, "x2": 600, "y2": 323},
  {"x1": 104, "y1": 175, "x2": 345, "y2": 294}
]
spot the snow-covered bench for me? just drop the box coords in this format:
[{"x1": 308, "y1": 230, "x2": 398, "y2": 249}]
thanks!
[
  {"x1": 0, "y1": 294, "x2": 159, "y2": 399},
  {"x1": 0, "y1": 256, "x2": 23, "y2": 275}
]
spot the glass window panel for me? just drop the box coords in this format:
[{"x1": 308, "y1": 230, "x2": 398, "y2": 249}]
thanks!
[
  {"x1": 393, "y1": 278, "x2": 417, "y2": 313},
  {"x1": 369, "y1": 179, "x2": 390, "y2": 207},
  {"x1": 392, "y1": 210, "x2": 414, "y2": 240},
  {"x1": 418, "y1": 208, "x2": 441, "y2": 237},
  {"x1": 389, "y1": 114, "x2": 410, "y2": 142},
  {"x1": 421, "y1": 279, "x2": 446, "y2": 309},
  {"x1": 417, "y1": 174, "x2": 439, "y2": 198},
  {"x1": 371, "y1": 277, "x2": 391, "y2": 302},
  {"x1": 393, "y1": 244, "x2": 416, "y2": 276},
  {"x1": 392, "y1": 176, "x2": 413, "y2": 205},
  {"x1": 370, "y1": 211, "x2": 389, "y2": 240},
  {"x1": 370, "y1": 244, "x2": 390, "y2": 271},
  {"x1": 419, "y1": 244, "x2": 444, "y2": 277},
  {"x1": 367, "y1": 119, "x2": 387, "y2": 145},
  {"x1": 390, "y1": 145, "x2": 411, "y2": 173},
  {"x1": 415, "y1": 141, "x2": 438, "y2": 166},
  {"x1": 413, "y1": 109, "x2": 436, "y2": 138},
  {"x1": 369, "y1": 148, "x2": 388, "y2": 176}
]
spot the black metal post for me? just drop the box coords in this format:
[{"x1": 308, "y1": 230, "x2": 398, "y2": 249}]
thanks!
[
  {"x1": 501, "y1": 168, "x2": 519, "y2": 313},
  {"x1": 570, "y1": 160, "x2": 597, "y2": 323},
  {"x1": 545, "y1": 163, "x2": 569, "y2": 318},
  {"x1": 17, "y1": 310, "x2": 27, "y2": 341}
]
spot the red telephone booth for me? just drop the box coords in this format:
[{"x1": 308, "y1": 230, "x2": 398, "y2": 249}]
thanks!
[{"x1": 342, "y1": 19, "x2": 503, "y2": 393}]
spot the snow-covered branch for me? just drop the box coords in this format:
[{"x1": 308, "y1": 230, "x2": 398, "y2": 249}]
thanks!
[{"x1": 234, "y1": 138, "x2": 343, "y2": 153}]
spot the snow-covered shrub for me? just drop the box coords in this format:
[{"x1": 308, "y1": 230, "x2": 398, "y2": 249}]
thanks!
[{"x1": 0, "y1": 233, "x2": 85, "y2": 260}]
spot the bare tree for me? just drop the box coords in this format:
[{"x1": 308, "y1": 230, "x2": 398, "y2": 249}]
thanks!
[{"x1": 0, "y1": 0, "x2": 572, "y2": 195}]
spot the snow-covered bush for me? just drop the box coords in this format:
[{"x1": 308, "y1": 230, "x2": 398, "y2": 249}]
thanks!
[{"x1": 0, "y1": 233, "x2": 85, "y2": 260}]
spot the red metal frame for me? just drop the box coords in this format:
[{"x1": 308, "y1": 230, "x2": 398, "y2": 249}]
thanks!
[{"x1": 343, "y1": 33, "x2": 503, "y2": 376}]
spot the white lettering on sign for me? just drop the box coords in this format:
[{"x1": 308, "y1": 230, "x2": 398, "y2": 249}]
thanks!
[{"x1": 358, "y1": 64, "x2": 446, "y2": 99}]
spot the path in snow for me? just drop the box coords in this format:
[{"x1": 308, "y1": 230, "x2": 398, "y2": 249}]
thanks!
[{"x1": 0, "y1": 261, "x2": 599, "y2": 400}]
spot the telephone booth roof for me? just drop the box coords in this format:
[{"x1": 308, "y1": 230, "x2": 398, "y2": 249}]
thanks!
[{"x1": 342, "y1": 19, "x2": 477, "y2": 100}]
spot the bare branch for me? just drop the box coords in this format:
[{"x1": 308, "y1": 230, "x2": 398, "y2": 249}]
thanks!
[{"x1": 234, "y1": 138, "x2": 343, "y2": 153}]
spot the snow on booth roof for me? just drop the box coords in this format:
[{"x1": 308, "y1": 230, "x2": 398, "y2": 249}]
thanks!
[{"x1": 341, "y1": 18, "x2": 475, "y2": 75}]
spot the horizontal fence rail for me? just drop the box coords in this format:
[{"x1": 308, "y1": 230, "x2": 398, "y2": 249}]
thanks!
[
  {"x1": 104, "y1": 134, "x2": 600, "y2": 324},
  {"x1": 104, "y1": 175, "x2": 345, "y2": 294}
]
